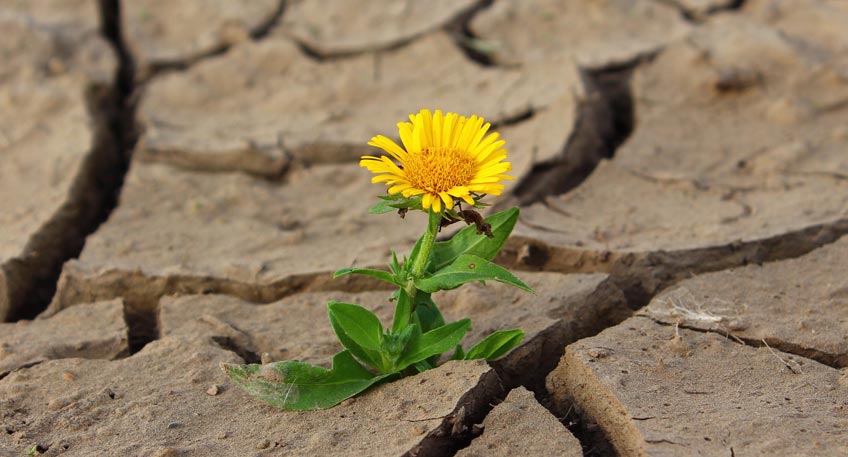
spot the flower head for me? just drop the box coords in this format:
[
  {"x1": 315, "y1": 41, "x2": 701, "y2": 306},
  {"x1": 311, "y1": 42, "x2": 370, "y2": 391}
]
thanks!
[{"x1": 361, "y1": 109, "x2": 513, "y2": 212}]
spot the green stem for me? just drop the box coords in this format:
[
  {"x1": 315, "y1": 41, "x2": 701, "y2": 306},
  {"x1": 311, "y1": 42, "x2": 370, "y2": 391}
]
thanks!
[
  {"x1": 412, "y1": 210, "x2": 442, "y2": 278},
  {"x1": 404, "y1": 209, "x2": 442, "y2": 309}
]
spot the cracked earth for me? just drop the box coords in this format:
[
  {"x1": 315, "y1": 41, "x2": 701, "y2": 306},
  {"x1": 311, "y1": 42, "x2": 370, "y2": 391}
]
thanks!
[{"x1": 1, "y1": 0, "x2": 847, "y2": 456}]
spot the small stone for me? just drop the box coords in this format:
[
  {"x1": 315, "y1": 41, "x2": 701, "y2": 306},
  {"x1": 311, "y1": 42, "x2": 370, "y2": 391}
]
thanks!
[
  {"x1": 166, "y1": 422, "x2": 181, "y2": 429},
  {"x1": 218, "y1": 431, "x2": 230, "y2": 440},
  {"x1": 255, "y1": 439, "x2": 271, "y2": 450},
  {"x1": 62, "y1": 372, "x2": 75, "y2": 381},
  {"x1": 587, "y1": 348, "x2": 612, "y2": 359},
  {"x1": 339, "y1": 398, "x2": 356, "y2": 407},
  {"x1": 260, "y1": 353, "x2": 273, "y2": 364},
  {"x1": 206, "y1": 385, "x2": 220, "y2": 396}
]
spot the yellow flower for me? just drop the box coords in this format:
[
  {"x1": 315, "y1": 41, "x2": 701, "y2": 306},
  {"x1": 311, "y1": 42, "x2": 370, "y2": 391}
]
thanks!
[{"x1": 361, "y1": 109, "x2": 513, "y2": 212}]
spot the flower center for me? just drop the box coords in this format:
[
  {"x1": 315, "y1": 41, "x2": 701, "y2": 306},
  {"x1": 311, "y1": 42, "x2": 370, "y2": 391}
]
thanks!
[{"x1": 404, "y1": 147, "x2": 476, "y2": 193}]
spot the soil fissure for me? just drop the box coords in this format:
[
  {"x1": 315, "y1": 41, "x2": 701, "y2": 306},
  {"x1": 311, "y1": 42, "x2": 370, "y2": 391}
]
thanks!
[
  {"x1": 143, "y1": 0, "x2": 286, "y2": 77},
  {"x1": 644, "y1": 315, "x2": 845, "y2": 369},
  {"x1": 511, "y1": 62, "x2": 636, "y2": 206},
  {"x1": 3, "y1": 0, "x2": 137, "y2": 322}
]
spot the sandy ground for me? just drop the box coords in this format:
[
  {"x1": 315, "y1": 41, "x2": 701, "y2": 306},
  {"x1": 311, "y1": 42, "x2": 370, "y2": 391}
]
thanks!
[{"x1": 1, "y1": 0, "x2": 847, "y2": 455}]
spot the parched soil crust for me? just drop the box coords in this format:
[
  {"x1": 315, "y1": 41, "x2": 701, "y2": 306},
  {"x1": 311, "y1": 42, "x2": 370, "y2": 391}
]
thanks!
[{"x1": 2, "y1": 0, "x2": 848, "y2": 455}]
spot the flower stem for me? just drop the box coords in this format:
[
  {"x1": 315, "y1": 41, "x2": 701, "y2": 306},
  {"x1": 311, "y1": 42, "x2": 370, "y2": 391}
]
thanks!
[
  {"x1": 404, "y1": 209, "x2": 441, "y2": 309},
  {"x1": 412, "y1": 209, "x2": 441, "y2": 278}
]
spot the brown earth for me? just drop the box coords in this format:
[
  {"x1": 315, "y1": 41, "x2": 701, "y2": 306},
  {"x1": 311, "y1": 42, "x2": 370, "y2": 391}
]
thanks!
[{"x1": 2, "y1": 0, "x2": 848, "y2": 455}]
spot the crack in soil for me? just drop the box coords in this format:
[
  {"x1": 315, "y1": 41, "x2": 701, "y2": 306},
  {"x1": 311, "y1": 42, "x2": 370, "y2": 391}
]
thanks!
[
  {"x1": 87, "y1": 0, "x2": 142, "y2": 341},
  {"x1": 209, "y1": 335, "x2": 262, "y2": 365},
  {"x1": 444, "y1": 0, "x2": 497, "y2": 67},
  {"x1": 2, "y1": 1, "x2": 137, "y2": 322},
  {"x1": 524, "y1": 222, "x2": 848, "y2": 454},
  {"x1": 142, "y1": 0, "x2": 286, "y2": 78},
  {"x1": 511, "y1": 62, "x2": 636, "y2": 206},
  {"x1": 656, "y1": 0, "x2": 747, "y2": 23},
  {"x1": 499, "y1": 216, "x2": 848, "y2": 309},
  {"x1": 0, "y1": 361, "x2": 43, "y2": 382},
  {"x1": 643, "y1": 315, "x2": 847, "y2": 369},
  {"x1": 51, "y1": 267, "x2": 394, "y2": 353},
  {"x1": 490, "y1": 217, "x2": 848, "y2": 456},
  {"x1": 287, "y1": 1, "x2": 484, "y2": 62},
  {"x1": 404, "y1": 368, "x2": 504, "y2": 457},
  {"x1": 411, "y1": 278, "x2": 632, "y2": 457}
]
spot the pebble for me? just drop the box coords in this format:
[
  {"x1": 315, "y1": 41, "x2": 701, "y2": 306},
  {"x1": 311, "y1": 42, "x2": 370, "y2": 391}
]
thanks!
[
  {"x1": 588, "y1": 347, "x2": 612, "y2": 359},
  {"x1": 255, "y1": 439, "x2": 271, "y2": 450},
  {"x1": 167, "y1": 422, "x2": 181, "y2": 429},
  {"x1": 206, "y1": 385, "x2": 220, "y2": 396}
]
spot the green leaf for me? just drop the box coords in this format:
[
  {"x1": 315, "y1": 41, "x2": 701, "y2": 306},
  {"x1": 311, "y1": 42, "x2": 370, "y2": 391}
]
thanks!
[
  {"x1": 451, "y1": 344, "x2": 465, "y2": 361},
  {"x1": 368, "y1": 195, "x2": 424, "y2": 214},
  {"x1": 464, "y1": 329, "x2": 524, "y2": 361},
  {"x1": 413, "y1": 359, "x2": 434, "y2": 373},
  {"x1": 414, "y1": 293, "x2": 445, "y2": 333},
  {"x1": 389, "y1": 250, "x2": 400, "y2": 275},
  {"x1": 333, "y1": 267, "x2": 400, "y2": 286},
  {"x1": 327, "y1": 302, "x2": 384, "y2": 370},
  {"x1": 368, "y1": 199, "x2": 399, "y2": 214},
  {"x1": 222, "y1": 350, "x2": 392, "y2": 410},
  {"x1": 396, "y1": 319, "x2": 470, "y2": 371},
  {"x1": 412, "y1": 294, "x2": 446, "y2": 367},
  {"x1": 327, "y1": 302, "x2": 383, "y2": 349},
  {"x1": 382, "y1": 324, "x2": 414, "y2": 359},
  {"x1": 414, "y1": 254, "x2": 534, "y2": 294},
  {"x1": 377, "y1": 194, "x2": 405, "y2": 200},
  {"x1": 392, "y1": 288, "x2": 412, "y2": 332},
  {"x1": 431, "y1": 208, "x2": 519, "y2": 271}
]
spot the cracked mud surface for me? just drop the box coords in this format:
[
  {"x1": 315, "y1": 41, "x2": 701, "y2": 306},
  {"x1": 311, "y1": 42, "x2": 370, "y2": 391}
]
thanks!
[{"x1": 2, "y1": 0, "x2": 848, "y2": 455}]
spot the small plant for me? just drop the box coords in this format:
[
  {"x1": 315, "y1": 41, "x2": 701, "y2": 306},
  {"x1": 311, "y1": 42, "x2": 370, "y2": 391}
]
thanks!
[{"x1": 223, "y1": 109, "x2": 532, "y2": 410}]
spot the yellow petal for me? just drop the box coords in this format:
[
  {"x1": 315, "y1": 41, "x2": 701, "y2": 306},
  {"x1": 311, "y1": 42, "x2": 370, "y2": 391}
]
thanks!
[
  {"x1": 476, "y1": 139, "x2": 507, "y2": 162},
  {"x1": 476, "y1": 161, "x2": 512, "y2": 178},
  {"x1": 455, "y1": 115, "x2": 478, "y2": 151},
  {"x1": 422, "y1": 193, "x2": 434, "y2": 210},
  {"x1": 397, "y1": 122, "x2": 415, "y2": 153},
  {"x1": 469, "y1": 183, "x2": 505, "y2": 195},
  {"x1": 446, "y1": 185, "x2": 470, "y2": 196},
  {"x1": 478, "y1": 150, "x2": 508, "y2": 168},
  {"x1": 372, "y1": 174, "x2": 403, "y2": 184},
  {"x1": 403, "y1": 188, "x2": 426, "y2": 197},
  {"x1": 442, "y1": 112, "x2": 457, "y2": 148},
  {"x1": 410, "y1": 117, "x2": 422, "y2": 154},
  {"x1": 472, "y1": 132, "x2": 500, "y2": 157},
  {"x1": 467, "y1": 121, "x2": 491, "y2": 152},
  {"x1": 432, "y1": 110, "x2": 443, "y2": 149},
  {"x1": 439, "y1": 191, "x2": 453, "y2": 210},
  {"x1": 389, "y1": 183, "x2": 412, "y2": 194},
  {"x1": 379, "y1": 156, "x2": 405, "y2": 175},
  {"x1": 431, "y1": 193, "x2": 441, "y2": 212},
  {"x1": 368, "y1": 135, "x2": 407, "y2": 162},
  {"x1": 419, "y1": 109, "x2": 434, "y2": 148}
]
